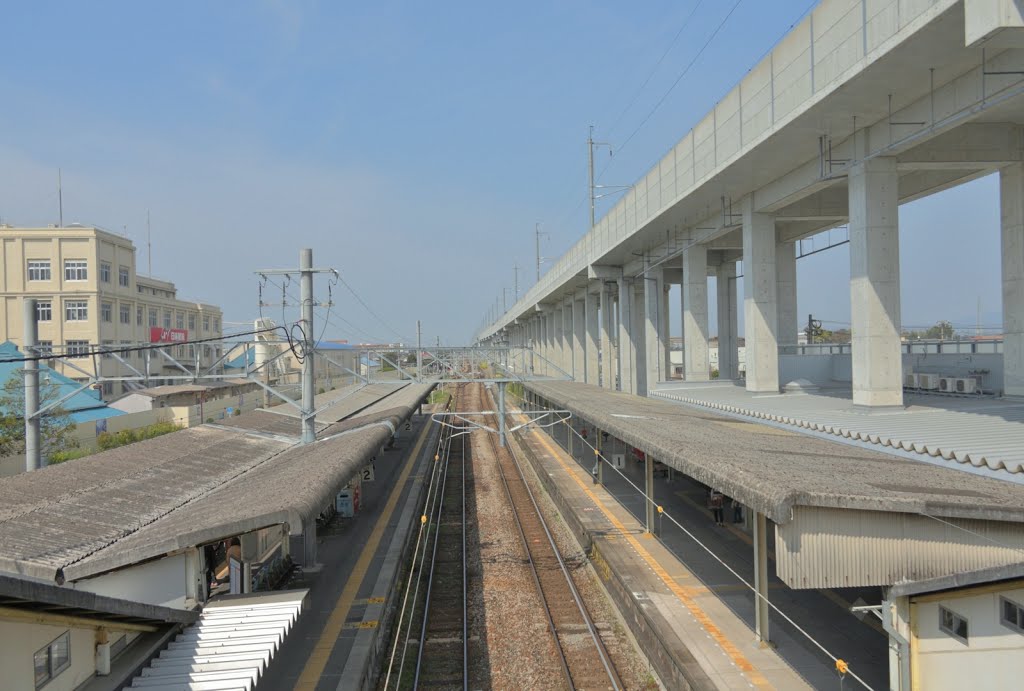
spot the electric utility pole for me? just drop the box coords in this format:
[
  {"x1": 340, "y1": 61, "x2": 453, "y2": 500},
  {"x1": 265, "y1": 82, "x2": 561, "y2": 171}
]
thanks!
[
  {"x1": 24, "y1": 299, "x2": 41, "y2": 471},
  {"x1": 416, "y1": 320, "x2": 422, "y2": 378},
  {"x1": 513, "y1": 263, "x2": 519, "y2": 301},
  {"x1": 255, "y1": 248, "x2": 337, "y2": 444},
  {"x1": 588, "y1": 125, "x2": 629, "y2": 229},
  {"x1": 535, "y1": 223, "x2": 548, "y2": 282}
]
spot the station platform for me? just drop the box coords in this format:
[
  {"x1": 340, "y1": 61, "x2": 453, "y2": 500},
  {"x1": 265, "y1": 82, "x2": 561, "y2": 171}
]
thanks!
[
  {"x1": 254, "y1": 403, "x2": 439, "y2": 691},
  {"x1": 506, "y1": 402, "x2": 817, "y2": 691}
]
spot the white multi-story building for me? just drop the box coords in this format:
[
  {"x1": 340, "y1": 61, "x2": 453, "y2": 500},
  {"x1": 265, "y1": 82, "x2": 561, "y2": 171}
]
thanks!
[{"x1": 0, "y1": 225, "x2": 223, "y2": 396}]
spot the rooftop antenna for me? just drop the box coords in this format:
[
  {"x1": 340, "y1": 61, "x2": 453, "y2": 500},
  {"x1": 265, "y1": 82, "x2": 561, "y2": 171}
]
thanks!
[
  {"x1": 58, "y1": 169, "x2": 63, "y2": 228},
  {"x1": 147, "y1": 209, "x2": 152, "y2": 276}
]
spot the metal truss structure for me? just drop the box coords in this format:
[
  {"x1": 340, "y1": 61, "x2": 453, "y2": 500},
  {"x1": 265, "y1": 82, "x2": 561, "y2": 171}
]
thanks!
[{"x1": 355, "y1": 346, "x2": 571, "y2": 385}]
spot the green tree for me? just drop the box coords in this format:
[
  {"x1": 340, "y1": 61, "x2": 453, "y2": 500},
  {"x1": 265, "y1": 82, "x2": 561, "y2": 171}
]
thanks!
[
  {"x1": 924, "y1": 320, "x2": 955, "y2": 340},
  {"x1": 0, "y1": 372, "x2": 78, "y2": 462}
]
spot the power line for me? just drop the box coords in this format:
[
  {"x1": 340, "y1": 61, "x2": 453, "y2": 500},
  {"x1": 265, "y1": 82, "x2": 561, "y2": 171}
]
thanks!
[
  {"x1": 336, "y1": 273, "x2": 411, "y2": 342},
  {"x1": 603, "y1": 0, "x2": 706, "y2": 139},
  {"x1": 0, "y1": 326, "x2": 282, "y2": 365}
]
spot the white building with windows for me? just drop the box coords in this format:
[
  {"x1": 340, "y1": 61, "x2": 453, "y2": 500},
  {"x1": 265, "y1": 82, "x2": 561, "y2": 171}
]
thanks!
[{"x1": 0, "y1": 225, "x2": 223, "y2": 396}]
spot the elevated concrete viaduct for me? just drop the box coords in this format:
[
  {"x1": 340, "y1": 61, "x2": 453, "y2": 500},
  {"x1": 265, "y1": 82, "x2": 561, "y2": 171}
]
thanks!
[{"x1": 481, "y1": 0, "x2": 1024, "y2": 405}]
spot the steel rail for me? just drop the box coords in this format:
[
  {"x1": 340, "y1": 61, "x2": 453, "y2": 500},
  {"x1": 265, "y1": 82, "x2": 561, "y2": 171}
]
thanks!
[{"x1": 487, "y1": 385, "x2": 623, "y2": 691}]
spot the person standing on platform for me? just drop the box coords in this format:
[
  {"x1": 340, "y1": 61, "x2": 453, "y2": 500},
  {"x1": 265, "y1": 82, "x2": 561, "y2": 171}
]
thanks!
[
  {"x1": 732, "y1": 497, "x2": 743, "y2": 524},
  {"x1": 710, "y1": 489, "x2": 725, "y2": 526}
]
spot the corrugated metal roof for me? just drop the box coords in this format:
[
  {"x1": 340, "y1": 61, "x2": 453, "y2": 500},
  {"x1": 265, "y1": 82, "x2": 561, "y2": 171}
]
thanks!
[
  {"x1": 0, "y1": 383, "x2": 432, "y2": 584},
  {"x1": 128, "y1": 590, "x2": 307, "y2": 690},
  {"x1": 652, "y1": 382, "x2": 1024, "y2": 476},
  {"x1": 527, "y1": 381, "x2": 1024, "y2": 525}
]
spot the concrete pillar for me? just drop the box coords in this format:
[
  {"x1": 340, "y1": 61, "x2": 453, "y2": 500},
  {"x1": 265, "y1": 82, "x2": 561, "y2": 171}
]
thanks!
[
  {"x1": 716, "y1": 262, "x2": 739, "y2": 379},
  {"x1": 776, "y1": 240, "x2": 798, "y2": 351},
  {"x1": 849, "y1": 157, "x2": 903, "y2": 407},
  {"x1": 683, "y1": 245, "x2": 710, "y2": 381},
  {"x1": 742, "y1": 198, "x2": 780, "y2": 392},
  {"x1": 1002, "y1": 163, "x2": 1024, "y2": 396},
  {"x1": 600, "y1": 282, "x2": 616, "y2": 389},
  {"x1": 662, "y1": 282, "x2": 672, "y2": 380},
  {"x1": 585, "y1": 284, "x2": 601, "y2": 385},
  {"x1": 553, "y1": 305, "x2": 564, "y2": 374},
  {"x1": 643, "y1": 268, "x2": 664, "y2": 395},
  {"x1": 633, "y1": 280, "x2": 647, "y2": 394},
  {"x1": 754, "y1": 511, "x2": 770, "y2": 644},
  {"x1": 618, "y1": 279, "x2": 637, "y2": 393},
  {"x1": 573, "y1": 294, "x2": 586, "y2": 383},
  {"x1": 563, "y1": 298, "x2": 574, "y2": 375}
]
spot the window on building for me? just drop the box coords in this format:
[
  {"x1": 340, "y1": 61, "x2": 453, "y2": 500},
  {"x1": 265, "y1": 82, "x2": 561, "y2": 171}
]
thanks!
[
  {"x1": 119, "y1": 266, "x2": 130, "y2": 287},
  {"x1": 163, "y1": 311, "x2": 171, "y2": 329},
  {"x1": 137, "y1": 284, "x2": 143, "y2": 293},
  {"x1": 34, "y1": 631, "x2": 70, "y2": 689},
  {"x1": 203, "y1": 315, "x2": 210, "y2": 331},
  {"x1": 189, "y1": 313, "x2": 196, "y2": 331},
  {"x1": 137, "y1": 306, "x2": 143, "y2": 326},
  {"x1": 100, "y1": 262, "x2": 111, "y2": 283},
  {"x1": 101, "y1": 339, "x2": 114, "y2": 359},
  {"x1": 101, "y1": 302, "x2": 113, "y2": 323},
  {"x1": 121, "y1": 340, "x2": 132, "y2": 360},
  {"x1": 64, "y1": 259, "x2": 88, "y2": 281},
  {"x1": 204, "y1": 345, "x2": 212, "y2": 358},
  {"x1": 1001, "y1": 597, "x2": 1024, "y2": 634},
  {"x1": 102, "y1": 381, "x2": 113, "y2": 395},
  {"x1": 939, "y1": 606, "x2": 969, "y2": 644},
  {"x1": 149, "y1": 308, "x2": 158, "y2": 327},
  {"x1": 176, "y1": 312, "x2": 184, "y2": 329},
  {"x1": 36, "y1": 301, "x2": 52, "y2": 322},
  {"x1": 120, "y1": 304, "x2": 131, "y2": 324},
  {"x1": 213, "y1": 318, "x2": 220, "y2": 332},
  {"x1": 65, "y1": 300, "x2": 88, "y2": 322},
  {"x1": 66, "y1": 340, "x2": 89, "y2": 358},
  {"x1": 27, "y1": 260, "x2": 51, "y2": 281},
  {"x1": 36, "y1": 341, "x2": 53, "y2": 356}
]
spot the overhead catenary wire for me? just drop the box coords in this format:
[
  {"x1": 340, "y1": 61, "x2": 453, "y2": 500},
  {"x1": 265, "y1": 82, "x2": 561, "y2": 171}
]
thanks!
[
  {"x1": 507, "y1": 390, "x2": 876, "y2": 691},
  {"x1": 336, "y1": 272, "x2": 411, "y2": 343}
]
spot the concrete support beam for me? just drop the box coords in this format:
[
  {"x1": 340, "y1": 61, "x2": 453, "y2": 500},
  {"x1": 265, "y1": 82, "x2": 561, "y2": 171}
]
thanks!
[
  {"x1": 742, "y1": 199, "x2": 780, "y2": 392},
  {"x1": 563, "y1": 298, "x2": 574, "y2": 376},
  {"x1": 632, "y1": 279, "x2": 647, "y2": 395},
  {"x1": 600, "y1": 283, "x2": 616, "y2": 389},
  {"x1": 1002, "y1": 163, "x2": 1024, "y2": 396},
  {"x1": 849, "y1": 157, "x2": 903, "y2": 407},
  {"x1": 716, "y1": 261, "x2": 739, "y2": 380},
  {"x1": 585, "y1": 284, "x2": 601, "y2": 385},
  {"x1": 683, "y1": 245, "x2": 710, "y2": 381},
  {"x1": 572, "y1": 294, "x2": 585, "y2": 382},
  {"x1": 618, "y1": 279, "x2": 638, "y2": 394},
  {"x1": 754, "y1": 511, "x2": 770, "y2": 644},
  {"x1": 662, "y1": 281, "x2": 672, "y2": 381},
  {"x1": 643, "y1": 268, "x2": 665, "y2": 394},
  {"x1": 776, "y1": 239, "x2": 798, "y2": 349}
]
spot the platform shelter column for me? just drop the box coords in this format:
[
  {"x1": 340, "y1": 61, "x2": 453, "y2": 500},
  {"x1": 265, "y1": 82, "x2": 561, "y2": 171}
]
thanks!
[
  {"x1": 754, "y1": 511, "x2": 770, "y2": 644},
  {"x1": 644, "y1": 268, "x2": 665, "y2": 395},
  {"x1": 585, "y1": 283, "x2": 601, "y2": 385},
  {"x1": 1002, "y1": 163, "x2": 1024, "y2": 396},
  {"x1": 849, "y1": 157, "x2": 903, "y2": 407},
  {"x1": 716, "y1": 261, "x2": 739, "y2": 379},
  {"x1": 683, "y1": 245, "x2": 710, "y2": 381},
  {"x1": 743, "y1": 198, "x2": 780, "y2": 392}
]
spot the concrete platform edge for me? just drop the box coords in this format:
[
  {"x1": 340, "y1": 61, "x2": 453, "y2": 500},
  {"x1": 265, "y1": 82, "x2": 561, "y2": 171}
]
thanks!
[{"x1": 336, "y1": 415, "x2": 437, "y2": 691}]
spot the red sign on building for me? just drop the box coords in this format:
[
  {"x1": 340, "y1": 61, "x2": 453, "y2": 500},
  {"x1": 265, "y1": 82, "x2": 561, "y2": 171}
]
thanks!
[{"x1": 150, "y1": 328, "x2": 188, "y2": 344}]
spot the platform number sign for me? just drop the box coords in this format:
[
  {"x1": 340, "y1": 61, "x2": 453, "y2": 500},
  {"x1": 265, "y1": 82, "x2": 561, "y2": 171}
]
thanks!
[
  {"x1": 360, "y1": 463, "x2": 376, "y2": 482},
  {"x1": 404, "y1": 422, "x2": 411, "y2": 432}
]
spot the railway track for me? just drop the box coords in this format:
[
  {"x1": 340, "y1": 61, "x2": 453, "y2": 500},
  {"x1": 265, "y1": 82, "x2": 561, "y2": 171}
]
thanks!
[
  {"x1": 485, "y1": 384, "x2": 623, "y2": 691},
  {"x1": 384, "y1": 384, "x2": 469, "y2": 691}
]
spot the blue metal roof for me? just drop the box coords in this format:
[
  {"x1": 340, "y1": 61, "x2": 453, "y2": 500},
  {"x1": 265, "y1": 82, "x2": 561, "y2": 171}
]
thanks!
[{"x1": 0, "y1": 341, "x2": 123, "y2": 421}]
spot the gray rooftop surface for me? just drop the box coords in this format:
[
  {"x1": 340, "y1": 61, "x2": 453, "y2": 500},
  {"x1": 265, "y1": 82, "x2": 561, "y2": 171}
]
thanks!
[
  {"x1": 0, "y1": 383, "x2": 432, "y2": 584},
  {"x1": 652, "y1": 380, "x2": 1024, "y2": 476},
  {"x1": 526, "y1": 381, "x2": 1024, "y2": 526}
]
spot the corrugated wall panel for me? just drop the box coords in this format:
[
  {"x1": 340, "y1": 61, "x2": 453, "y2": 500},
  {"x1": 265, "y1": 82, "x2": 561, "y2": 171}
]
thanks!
[{"x1": 777, "y1": 506, "x2": 1024, "y2": 589}]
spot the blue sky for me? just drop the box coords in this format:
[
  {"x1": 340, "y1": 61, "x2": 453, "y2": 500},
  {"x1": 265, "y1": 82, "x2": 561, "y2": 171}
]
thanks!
[{"x1": 0, "y1": 1, "x2": 1004, "y2": 344}]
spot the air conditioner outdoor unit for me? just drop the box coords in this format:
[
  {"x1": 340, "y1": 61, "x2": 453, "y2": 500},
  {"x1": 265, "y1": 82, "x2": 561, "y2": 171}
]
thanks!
[
  {"x1": 904, "y1": 373, "x2": 920, "y2": 388},
  {"x1": 955, "y1": 378, "x2": 978, "y2": 394},
  {"x1": 938, "y1": 376, "x2": 956, "y2": 393},
  {"x1": 918, "y1": 374, "x2": 940, "y2": 390}
]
